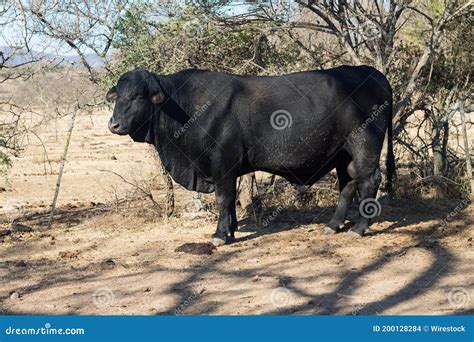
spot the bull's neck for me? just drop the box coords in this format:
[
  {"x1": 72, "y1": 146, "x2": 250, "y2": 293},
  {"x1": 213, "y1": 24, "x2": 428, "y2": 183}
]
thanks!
[
  {"x1": 150, "y1": 73, "x2": 194, "y2": 149},
  {"x1": 154, "y1": 73, "x2": 193, "y2": 126}
]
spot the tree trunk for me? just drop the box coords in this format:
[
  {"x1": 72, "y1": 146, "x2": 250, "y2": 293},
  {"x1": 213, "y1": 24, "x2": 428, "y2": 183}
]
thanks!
[
  {"x1": 459, "y1": 97, "x2": 473, "y2": 196},
  {"x1": 431, "y1": 117, "x2": 448, "y2": 198},
  {"x1": 149, "y1": 146, "x2": 175, "y2": 217},
  {"x1": 238, "y1": 174, "x2": 254, "y2": 209},
  {"x1": 432, "y1": 124, "x2": 444, "y2": 177},
  {"x1": 48, "y1": 109, "x2": 77, "y2": 228},
  {"x1": 238, "y1": 173, "x2": 261, "y2": 223},
  {"x1": 161, "y1": 163, "x2": 175, "y2": 217}
]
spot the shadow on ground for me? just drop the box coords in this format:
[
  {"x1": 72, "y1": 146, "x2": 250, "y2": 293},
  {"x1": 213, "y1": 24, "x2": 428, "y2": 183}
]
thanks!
[
  {"x1": 0, "y1": 198, "x2": 472, "y2": 315},
  {"x1": 157, "y1": 198, "x2": 472, "y2": 315}
]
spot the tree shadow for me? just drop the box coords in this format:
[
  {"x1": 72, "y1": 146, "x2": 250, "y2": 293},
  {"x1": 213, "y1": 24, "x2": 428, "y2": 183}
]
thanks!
[
  {"x1": 267, "y1": 213, "x2": 471, "y2": 315},
  {"x1": 1, "y1": 199, "x2": 471, "y2": 316},
  {"x1": 155, "y1": 199, "x2": 472, "y2": 315},
  {"x1": 0, "y1": 204, "x2": 110, "y2": 230}
]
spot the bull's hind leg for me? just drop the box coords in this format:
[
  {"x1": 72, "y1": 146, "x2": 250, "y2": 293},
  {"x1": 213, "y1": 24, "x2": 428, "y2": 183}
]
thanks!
[
  {"x1": 345, "y1": 122, "x2": 385, "y2": 236},
  {"x1": 212, "y1": 178, "x2": 238, "y2": 246},
  {"x1": 323, "y1": 157, "x2": 358, "y2": 235}
]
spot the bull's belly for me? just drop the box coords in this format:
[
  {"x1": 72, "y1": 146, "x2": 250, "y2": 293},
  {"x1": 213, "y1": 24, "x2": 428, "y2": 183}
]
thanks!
[
  {"x1": 249, "y1": 144, "x2": 342, "y2": 185},
  {"x1": 254, "y1": 160, "x2": 336, "y2": 185}
]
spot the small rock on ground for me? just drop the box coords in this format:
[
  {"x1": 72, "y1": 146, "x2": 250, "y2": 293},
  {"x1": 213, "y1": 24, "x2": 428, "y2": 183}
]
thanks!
[{"x1": 175, "y1": 242, "x2": 216, "y2": 255}]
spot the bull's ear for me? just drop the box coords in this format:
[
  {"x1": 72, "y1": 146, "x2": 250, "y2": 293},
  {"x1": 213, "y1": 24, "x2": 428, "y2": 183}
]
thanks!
[
  {"x1": 148, "y1": 73, "x2": 165, "y2": 104},
  {"x1": 151, "y1": 93, "x2": 164, "y2": 104},
  {"x1": 106, "y1": 86, "x2": 117, "y2": 102}
]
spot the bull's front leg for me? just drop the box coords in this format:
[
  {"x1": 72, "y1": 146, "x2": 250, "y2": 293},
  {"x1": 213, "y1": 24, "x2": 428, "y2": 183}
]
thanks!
[{"x1": 211, "y1": 178, "x2": 237, "y2": 246}]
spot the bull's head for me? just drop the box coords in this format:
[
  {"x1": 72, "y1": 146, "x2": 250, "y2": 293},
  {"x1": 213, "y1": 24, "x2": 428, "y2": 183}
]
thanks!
[{"x1": 106, "y1": 68, "x2": 164, "y2": 142}]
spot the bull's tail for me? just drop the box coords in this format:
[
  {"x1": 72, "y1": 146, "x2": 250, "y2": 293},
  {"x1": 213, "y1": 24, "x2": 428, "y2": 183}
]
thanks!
[{"x1": 386, "y1": 101, "x2": 396, "y2": 197}]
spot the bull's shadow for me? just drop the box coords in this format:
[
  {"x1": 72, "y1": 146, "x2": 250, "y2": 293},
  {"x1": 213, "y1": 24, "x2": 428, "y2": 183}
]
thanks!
[
  {"x1": 234, "y1": 197, "x2": 466, "y2": 242},
  {"x1": 235, "y1": 205, "x2": 336, "y2": 242}
]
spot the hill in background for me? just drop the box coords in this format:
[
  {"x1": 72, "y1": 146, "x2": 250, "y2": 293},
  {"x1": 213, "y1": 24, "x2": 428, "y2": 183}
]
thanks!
[{"x1": 0, "y1": 46, "x2": 106, "y2": 69}]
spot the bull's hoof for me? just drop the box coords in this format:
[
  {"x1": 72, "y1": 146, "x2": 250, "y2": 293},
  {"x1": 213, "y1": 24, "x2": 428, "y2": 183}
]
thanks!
[
  {"x1": 347, "y1": 229, "x2": 364, "y2": 238},
  {"x1": 323, "y1": 226, "x2": 337, "y2": 235},
  {"x1": 212, "y1": 233, "x2": 235, "y2": 246},
  {"x1": 211, "y1": 237, "x2": 226, "y2": 247},
  {"x1": 323, "y1": 224, "x2": 344, "y2": 235}
]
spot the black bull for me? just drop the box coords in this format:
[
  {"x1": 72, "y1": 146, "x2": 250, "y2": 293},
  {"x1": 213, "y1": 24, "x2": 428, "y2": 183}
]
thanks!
[{"x1": 106, "y1": 66, "x2": 395, "y2": 245}]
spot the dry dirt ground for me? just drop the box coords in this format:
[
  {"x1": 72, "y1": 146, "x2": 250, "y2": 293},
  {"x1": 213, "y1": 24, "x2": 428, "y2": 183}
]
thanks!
[{"x1": 0, "y1": 111, "x2": 473, "y2": 315}]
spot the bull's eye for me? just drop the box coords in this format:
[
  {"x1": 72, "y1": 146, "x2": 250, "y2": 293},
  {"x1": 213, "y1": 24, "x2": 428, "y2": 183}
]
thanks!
[{"x1": 131, "y1": 95, "x2": 144, "y2": 101}]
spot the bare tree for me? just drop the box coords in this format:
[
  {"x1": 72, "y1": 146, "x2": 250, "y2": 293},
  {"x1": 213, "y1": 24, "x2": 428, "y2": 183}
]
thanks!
[
  {"x1": 9, "y1": 0, "x2": 177, "y2": 217},
  {"x1": 1, "y1": 1, "x2": 44, "y2": 179},
  {"x1": 18, "y1": 0, "x2": 131, "y2": 83},
  {"x1": 290, "y1": 1, "x2": 473, "y2": 132},
  {"x1": 459, "y1": 96, "x2": 473, "y2": 196}
]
